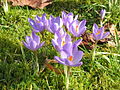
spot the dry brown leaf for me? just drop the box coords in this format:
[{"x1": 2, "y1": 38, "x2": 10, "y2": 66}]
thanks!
[
  {"x1": 105, "y1": 23, "x2": 120, "y2": 36},
  {"x1": 44, "y1": 59, "x2": 64, "y2": 74},
  {"x1": 8, "y1": 0, "x2": 52, "y2": 9}
]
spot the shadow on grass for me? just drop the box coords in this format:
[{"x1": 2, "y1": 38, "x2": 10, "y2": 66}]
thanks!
[
  {"x1": 44, "y1": 0, "x2": 105, "y2": 28},
  {"x1": 0, "y1": 37, "x2": 21, "y2": 63}
]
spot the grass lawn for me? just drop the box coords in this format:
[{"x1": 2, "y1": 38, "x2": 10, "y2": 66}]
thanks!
[{"x1": 0, "y1": 0, "x2": 120, "y2": 89}]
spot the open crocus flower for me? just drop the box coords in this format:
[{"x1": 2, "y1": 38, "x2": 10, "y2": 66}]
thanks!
[
  {"x1": 28, "y1": 17, "x2": 45, "y2": 32},
  {"x1": 69, "y1": 20, "x2": 86, "y2": 37},
  {"x1": 23, "y1": 32, "x2": 45, "y2": 51},
  {"x1": 52, "y1": 29, "x2": 71, "y2": 52},
  {"x1": 54, "y1": 42, "x2": 83, "y2": 67},
  {"x1": 100, "y1": 9, "x2": 106, "y2": 20},
  {"x1": 47, "y1": 16, "x2": 63, "y2": 33},
  {"x1": 93, "y1": 23, "x2": 110, "y2": 41},
  {"x1": 62, "y1": 11, "x2": 78, "y2": 29},
  {"x1": 35, "y1": 13, "x2": 48, "y2": 30}
]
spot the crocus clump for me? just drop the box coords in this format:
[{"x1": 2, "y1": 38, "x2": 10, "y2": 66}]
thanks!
[
  {"x1": 100, "y1": 9, "x2": 106, "y2": 20},
  {"x1": 92, "y1": 23, "x2": 110, "y2": 41},
  {"x1": 23, "y1": 32, "x2": 45, "y2": 51}
]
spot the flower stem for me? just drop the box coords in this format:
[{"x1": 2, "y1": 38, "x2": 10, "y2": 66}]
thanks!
[
  {"x1": 92, "y1": 41, "x2": 98, "y2": 62},
  {"x1": 34, "y1": 51, "x2": 39, "y2": 74},
  {"x1": 100, "y1": 20, "x2": 103, "y2": 27},
  {"x1": 64, "y1": 66, "x2": 70, "y2": 90}
]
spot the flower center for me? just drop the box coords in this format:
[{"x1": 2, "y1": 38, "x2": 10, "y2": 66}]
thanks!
[
  {"x1": 96, "y1": 31, "x2": 101, "y2": 35},
  {"x1": 76, "y1": 25, "x2": 79, "y2": 33},
  {"x1": 68, "y1": 56, "x2": 73, "y2": 61},
  {"x1": 62, "y1": 41, "x2": 65, "y2": 46}
]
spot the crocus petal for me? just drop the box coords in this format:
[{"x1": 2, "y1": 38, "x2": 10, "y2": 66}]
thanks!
[
  {"x1": 37, "y1": 41, "x2": 45, "y2": 49},
  {"x1": 96, "y1": 27, "x2": 104, "y2": 40},
  {"x1": 73, "y1": 39, "x2": 82, "y2": 48},
  {"x1": 73, "y1": 51, "x2": 83, "y2": 64},
  {"x1": 60, "y1": 51, "x2": 68, "y2": 59},
  {"x1": 102, "y1": 32, "x2": 110, "y2": 39},
  {"x1": 79, "y1": 20, "x2": 86, "y2": 28},
  {"x1": 65, "y1": 34, "x2": 71, "y2": 43},
  {"x1": 93, "y1": 23, "x2": 98, "y2": 33},
  {"x1": 54, "y1": 56, "x2": 66, "y2": 65},
  {"x1": 23, "y1": 41, "x2": 31, "y2": 50},
  {"x1": 28, "y1": 18, "x2": 36, "y2": 29},
  {"x1": 25, "y1": 36, "x2": 31, "y2": 43},
  {"x1": 30, "y1": 41, "x2": 37, "y2": 51},
  {"x1": 70, "y1": 62, "x2": 83, "y2": 67},
  {"x1": 100, "y1": 9, "x2": 106, "y2": 19},
  {"x1": 31, "y1": 32, "x2": 40, "y2": 44},
  {"x1": 63, "y1": 42, "x2": 73, "y2": 56}
]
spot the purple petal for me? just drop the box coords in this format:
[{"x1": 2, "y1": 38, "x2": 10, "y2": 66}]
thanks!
[
  {"x1": 79, "y1": 20, "x2": 86, "y2": 28},
  {"x1": 102, "y1": 32, "x2": 110, "y2": 39},
  {"x1": 31, "y1": 32, "x2": 40, "y2": 44},
  {"x1": 23, "y1": 41, "x2": 31, "y2": 50},
  {"x1": 37, "y1": 41, "x2": 45, "y2": 49},
  {"x1": 63, "y1": 42, "x2": 73, "y2": 56},
  {"x1": 65, "y1": 34, "x2": 71, "y2": 43},
  {"x1": 70, "y1": 62, "x2": 83, "y2": 67},
  {"x1": 64, "y1": 59, "x2": 83, "y2": 67},
  {"x1": 54, "y1": 56, "x2": 66, "y2": 65},
  {"x1": 25, "y1": 36, "x2": 31, "y2": 43},
  {"x1": 96, "y1": 27, "x2": 104, "y2": 40},
  {"x1": 60, "y1": 51, "x2": 68, "y2": 59},
  {"x1": 93, "y1": 23, "x2": 98, "y2": 33},
  {"x1": 100, "y1": 9, "x2": 106, "y2": 19},
  {"x1": 73, "y1": 51, "x2": 83, "y2": 64},
  {"x1": 28, "y1": 18, "x2": 36, "y2": 29},
  {"x1": 73, "y1": 39, "x2": 82, "y2": 47},
  {"x1": 30, "y1": 41, "x2": 37, "y2": 51}
]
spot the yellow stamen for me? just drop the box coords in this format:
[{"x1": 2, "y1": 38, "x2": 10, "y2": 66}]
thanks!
[
  {"x1": 76, "y1": 25, "x2": 79, "y2": 32},
  {"x1": 62, "y1": 41, "x2": 65, "y2": 46},
  {"x1": 96, "y1": 31, "x2": 101, "y2": 35},
  {"x1": 68, "y1": 56, "x2": 73, "y2": 61}
]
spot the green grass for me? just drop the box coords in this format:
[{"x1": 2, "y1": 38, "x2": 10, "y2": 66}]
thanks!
[{"x1": 0, "y1": 0, "x2": 120, "y2": 89}]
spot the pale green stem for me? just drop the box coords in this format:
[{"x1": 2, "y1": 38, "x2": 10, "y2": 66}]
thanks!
[
  {"x1": 100, "y1": 20, "x2": 103, "y2": 27},
  {"x1": 92, "y1": 41, "x2": 98, "y2": 62},
  {"x1": 34, "y1": 51, "x2": 39, "y2": 74},
  {"x1": 64, "y1": 66, "x2": 70, "y2": 90},
  {"x1": 20, "y1": 44, "x2": 26, "y2": 63}
]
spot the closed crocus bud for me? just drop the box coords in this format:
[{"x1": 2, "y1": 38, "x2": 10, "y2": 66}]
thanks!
[
  {"x1": 100, "y1": 9, "x2": 106, "y2": 20},
  {"x1": 23, "y1": 32, "x2": 45, "y2": 51}
]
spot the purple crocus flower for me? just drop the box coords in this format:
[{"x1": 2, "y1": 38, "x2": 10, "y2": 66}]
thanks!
[
  {"x1": 28, "y1": 18, "x2": 45, "y2": 32},
  {"x1": 69, "y1": 20, "x2": 86, "y2": 37},
  {"x1": 23, "y1": 32, "x2": 45, "y2": 51},
  {"x1": 35, "y1": 13, "x2": 48, "y2": 29},
  {"x1": 93, "y1": 23, "x2": 110, "y2": 41},
  {"x1": 47, "y1": 16, "x2": 63, "y2": 33},
  {"x1": 62, "y1": 11, "x2": 78, "y2": 29},
  {"x1": 100, "y1": 9, "x2": 106, "y2": 20},
  {"x1": 52, "y1": 29, "x2": 71, "y2": 52},
  {"x1": 54, "y1": 42, "x2": 83, "y2": 67}
]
